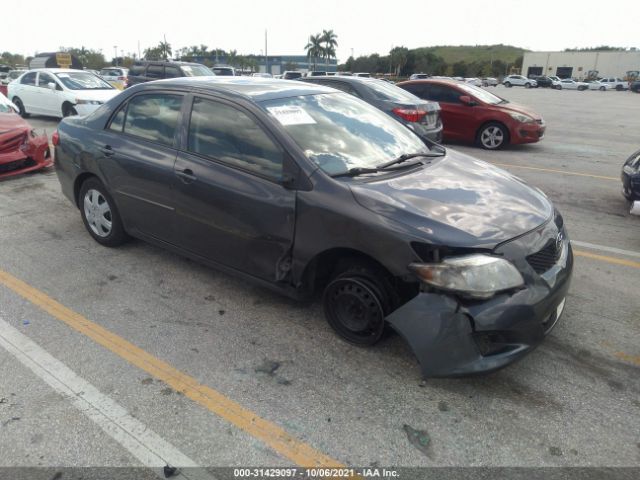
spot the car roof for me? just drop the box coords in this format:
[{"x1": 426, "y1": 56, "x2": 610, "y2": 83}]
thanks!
[
  {"x1": 24, "y1": 68, "x2": 86, "y2": 73},
  {"x1": 301, "y1": 75, "x2": 386, "y2": 85},
  {"x1": 145, "y1": 77, "x2": 336, "y2": 102}
]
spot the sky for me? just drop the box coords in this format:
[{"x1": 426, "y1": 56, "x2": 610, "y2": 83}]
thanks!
[{"x1": 2, "y1": 0, "x2": 638, "y2": 62}]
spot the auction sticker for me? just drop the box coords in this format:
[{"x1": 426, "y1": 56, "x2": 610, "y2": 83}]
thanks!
[{"x1": 267, "y1": 106, "x2": 316, "y2": 126}]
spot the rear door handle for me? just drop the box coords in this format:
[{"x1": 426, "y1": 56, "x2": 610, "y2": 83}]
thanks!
[
  {"x1": 175, "y1": 168, "x2": 197, "y2": 183},
  {"x1": 100, "y1": 145, "x2": 115, "y2": 157}
]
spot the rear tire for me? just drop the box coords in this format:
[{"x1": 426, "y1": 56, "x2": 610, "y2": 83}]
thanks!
[
  {"x1": 78, "y1": 177, "x2": 129, "y2": 247},
  {"x1": 504, "y1": 82, "x2": 512, "y2": 88},
  {"x1": 12, "y1": 97, "x2": 28, "y2": 117},
  {"x1": 616, "y1": 84, "x2": 623, "y2": 91},
  {"x1": 322, "y1": 262, "x2": 395, "y2": 346}
]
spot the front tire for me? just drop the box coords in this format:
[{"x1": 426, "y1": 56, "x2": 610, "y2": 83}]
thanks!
[
  {"x1": 79, "y1": 178, "x2": 128, "y2": 247},
  {"x1": 600, "y1": 86, "x2": 606, "y2": 91},
  {"x1": 525, "y1": 82, "x2": 531, "y2": 88},
  {"x1": 478, "y1": 122, "x2": 509, "y2": 150},
  {"x1": 322, "y1": 262, "x2": 394, "y2": 346},
  {"x1": 63, "y1": 103, "x2": 78, "y2": 117}
]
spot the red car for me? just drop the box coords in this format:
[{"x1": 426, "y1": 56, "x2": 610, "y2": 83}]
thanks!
[
  {"x1": 397, "y1": 79, "x2": 545, "y2": 150},
  {"x1": 0, "y1": 97, "x2": 51, "y2": 179}
]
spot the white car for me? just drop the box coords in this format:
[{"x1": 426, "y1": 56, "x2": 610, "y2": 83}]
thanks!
[
  {"x1": 8, "y1": 68, "x2": 120, "y2": 118},
  {"x1": 586, "y1": 80, "x2": 611, "y2": 91},
  {"x1": 548, "y1": 76, "x2": 562, "y2": 89},
  {"x1": 464, "y1": 77, "x2": 482, "y2": 87},
  {"x1": 481, "y1": 77, "x2": 498, "y2": 87},
  {"x1": 99, "y1": 67, "x2": 129, "y2": 90},
  {"x1": 251, "y1": 72, "x2": 272, "y2": 78},
  {"x1": 599, "y1": 77, "x2": 628, "y2": 91},
  {"x1": 502, "y1": 75, "x2": 537, "y2": 88},
  {"x1": 557, "y1": 79, "x2": 588, "y2": 91}
]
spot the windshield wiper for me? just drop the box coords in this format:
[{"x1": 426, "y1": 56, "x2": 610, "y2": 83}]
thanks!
[
  {"x1": 377, "y1": 151, "x2": 444, "y2": 170},
  {"x1": 330, "y1": 167, "x2": 380, "y2": 178}
]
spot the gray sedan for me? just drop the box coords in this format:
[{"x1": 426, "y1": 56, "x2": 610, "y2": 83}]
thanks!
[{"x1": 300, "y1": 75, "x2": 443, "y2": 144}]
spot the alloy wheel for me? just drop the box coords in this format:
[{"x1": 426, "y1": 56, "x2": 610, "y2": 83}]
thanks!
[{"x1": 480, "y1": 125, "x2": 505, "y2": 149}]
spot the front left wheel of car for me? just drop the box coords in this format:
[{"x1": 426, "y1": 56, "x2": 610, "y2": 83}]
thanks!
[
  {"x1": 478, "y1": 122, "x2": 509, "y2": 150},
  {"x1": 525, "y1": 82, "x2": 531, "y2": 88},
  {"x1": 323, "y1": 262, "x2": 395, "y2": 346},
  {"x1": 79, "y1": 177, "x2": 129, "y2": 247}
]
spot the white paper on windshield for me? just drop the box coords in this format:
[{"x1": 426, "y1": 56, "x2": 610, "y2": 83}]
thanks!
[{"x1": 267, "y1": 106, "x2": 316, "y2": 126}]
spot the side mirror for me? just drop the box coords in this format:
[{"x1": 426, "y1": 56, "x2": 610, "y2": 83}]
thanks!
[
  {"x1": 48, "y1": 82, "x2": 57, "y2": 90},
  {"x1": 459, "y1": 95, "x2": 476, "y2": 106}
]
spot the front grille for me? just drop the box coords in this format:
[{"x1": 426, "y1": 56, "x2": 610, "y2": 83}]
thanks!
[
  {"x1": 0, "y1": 132, "x2": 26, "y2": 154},
  {"x1": 0, "y1": 158, "x2": 35, "y2": 174},
  {"x1": 526, "y1": 239, "x2": 562, "y2": 274}
]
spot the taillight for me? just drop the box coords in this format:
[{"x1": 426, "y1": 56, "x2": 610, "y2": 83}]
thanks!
[
  {"x1": 393, "y1": 108, "x2": 427, "y2": 123},
  {"x1": 52, "y1": 131, "x2": 59, "y2": 146}
]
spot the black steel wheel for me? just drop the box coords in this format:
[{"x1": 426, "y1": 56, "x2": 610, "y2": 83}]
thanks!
[{"x1": 323, "y1": 267, "x2": 392, "y2": 346}]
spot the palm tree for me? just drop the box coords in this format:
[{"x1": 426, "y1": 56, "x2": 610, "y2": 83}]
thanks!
[
  {"x1": 321, "y1": 29, "x2": 338, "y2": 70},
  {"x1": 304, "y1": 34, "x2": 323, "y2": 72},
  {"x1": 158, "y1": 41, "x2": 172, "y2": 61}
]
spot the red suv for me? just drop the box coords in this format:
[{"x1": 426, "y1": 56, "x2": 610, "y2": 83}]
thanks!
[{"x1": 397, "y1": 79, "x2": 545, "y2": 149}]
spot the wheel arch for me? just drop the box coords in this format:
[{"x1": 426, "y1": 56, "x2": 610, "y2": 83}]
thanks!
[{"x1": 73, "y1": 172, "x2": 100, "y2": 208}]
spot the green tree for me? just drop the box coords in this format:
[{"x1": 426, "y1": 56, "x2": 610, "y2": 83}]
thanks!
[
  {"x1": 304, "y1": 34, "x2": 323, "y2": 71},
  {"x1": 389, "y1": 46, "x2": 409, "y2": 76},
  {"x1": 321, "y1": 29, "x2": 338, "y2": 69}
]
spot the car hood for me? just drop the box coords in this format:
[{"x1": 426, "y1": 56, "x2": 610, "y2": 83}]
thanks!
[
  {"x1": 73, "y1": 89, "x2": 121, "y2": 102},
  {"x1": 0, "y1": 113, "x2": 29, "y2": 134},
  {"x1": 499, "y1": 102, "x2": 542, "y2": 120},
  {"x1": 349, "y1": 150, "x2": 553, "y2": 248}
]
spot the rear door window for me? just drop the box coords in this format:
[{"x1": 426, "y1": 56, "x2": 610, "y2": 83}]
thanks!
[
  {"x1": 130, "y1": 64, "x2": 145, "y2": 76},
  {"x1": 424, "y1": 84, "x2": 461, "y2": 103},
  {"x1": 122, "y1": 93, "x2": 183, "y2": 146}
]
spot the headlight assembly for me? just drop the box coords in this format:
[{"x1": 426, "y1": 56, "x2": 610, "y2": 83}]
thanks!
[
  {"x1": 508, "y1": 112, "x2": 534, "y2": 123},
  {"x1": 408, "y1": 254, "x2": 524, "y2": 299}
]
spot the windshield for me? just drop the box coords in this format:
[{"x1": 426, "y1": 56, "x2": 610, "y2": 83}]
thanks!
[
  {"x1": 213, "y1": 68, "x2": 233, "y2": 76},
  {"x1": 366, "y1": 79, "x2": 421, "y2": 102},
  {"x1": 456, "y1": 83, "x2": 506, "y2": 105},
  {"x1": 55, "y1": 72, "x2": 114, "y2": 90},
  {"x1": 260, "y1": 93, "x2": 430, "y2": 176},
  {"x1": 181, "y1": 65, "x2": 213, "y2": 77}
]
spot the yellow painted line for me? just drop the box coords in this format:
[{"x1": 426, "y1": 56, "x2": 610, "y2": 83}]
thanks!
[
  {"x1": 0, "y1": 268, "x2": 343, "y2": 468},
  {"x1": 574, "y1": 249, "x2": 640, "y2": 269},
  {"x1": 490, "y1": 162, "x2": 618, "y2": 181},
  {"x1": 614, "y1": 351, "x2": 640, "y2": 367}
]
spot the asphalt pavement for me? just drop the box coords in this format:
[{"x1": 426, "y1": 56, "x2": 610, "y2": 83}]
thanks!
[{"x1": 0, "y1": 86, "x2": 638, "y2": 475}]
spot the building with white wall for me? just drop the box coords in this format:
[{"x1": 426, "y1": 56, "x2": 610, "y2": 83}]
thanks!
[{"x1": 522, "y1": 51, "x2": 640, "y2": 80}]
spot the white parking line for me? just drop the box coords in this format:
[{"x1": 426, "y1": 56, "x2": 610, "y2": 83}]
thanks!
[
  {"x1": 572, "y1": 240, "x2": 640, "y2": 259},
  {"x1": 0, "y1": 317, "x2": 214, "y2": 480}
]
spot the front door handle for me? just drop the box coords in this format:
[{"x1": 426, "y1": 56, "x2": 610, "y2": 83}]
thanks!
[
  {"x1": 175, "y1": 168, "x2": 197, "y2": 183},
  {"x1": 100, "y1": 145, "x2": 115, "y2": 157}
]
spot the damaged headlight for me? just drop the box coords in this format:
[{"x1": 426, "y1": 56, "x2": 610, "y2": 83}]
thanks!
[{"x1": 408, "y1": 254, "x2": 524, "y2": 299}]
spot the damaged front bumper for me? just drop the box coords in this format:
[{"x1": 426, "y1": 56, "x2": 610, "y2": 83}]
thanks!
[
  {"x1": 387, "y1": 221, "x2": 573, "y2": 378},
  {"x1": 0, "y1": 131, "x2": 52, "y2": 179}
]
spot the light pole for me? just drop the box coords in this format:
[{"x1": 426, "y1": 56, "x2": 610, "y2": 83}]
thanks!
[{"x1": 113, "y1": 46, "x2": 118, "y2": 66}]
